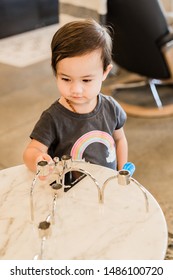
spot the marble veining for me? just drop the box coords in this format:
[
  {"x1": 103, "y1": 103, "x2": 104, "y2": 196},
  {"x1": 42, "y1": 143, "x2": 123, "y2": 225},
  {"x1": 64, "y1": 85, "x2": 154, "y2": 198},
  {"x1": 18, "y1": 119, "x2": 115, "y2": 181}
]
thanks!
[{"x1": 0, "y1": 162, "x2": 168, "y2": 260}]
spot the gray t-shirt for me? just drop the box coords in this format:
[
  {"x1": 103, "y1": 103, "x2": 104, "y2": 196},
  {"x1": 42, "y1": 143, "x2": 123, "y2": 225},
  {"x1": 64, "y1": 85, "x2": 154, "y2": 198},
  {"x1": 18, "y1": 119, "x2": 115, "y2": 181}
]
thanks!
[{"x1": 30, "y1": 93, "x2": 126, "y2": 170}]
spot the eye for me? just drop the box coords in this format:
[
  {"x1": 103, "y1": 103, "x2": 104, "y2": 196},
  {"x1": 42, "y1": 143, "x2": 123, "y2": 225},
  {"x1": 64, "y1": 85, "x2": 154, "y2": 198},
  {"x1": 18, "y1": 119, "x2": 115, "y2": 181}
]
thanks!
[
  {"x1": 83, "y1": 79, "x2": 92, "y2": 83},
  {"x1": 62, "y1": 77, "x2": 70, "y2": 82}
]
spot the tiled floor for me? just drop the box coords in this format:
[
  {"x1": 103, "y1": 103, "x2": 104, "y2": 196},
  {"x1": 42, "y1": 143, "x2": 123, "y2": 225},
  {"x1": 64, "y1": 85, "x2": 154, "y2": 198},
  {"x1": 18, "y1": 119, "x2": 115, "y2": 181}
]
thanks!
[{"x1": 0, "y1": 21, "x2": 173, "y2": 259}]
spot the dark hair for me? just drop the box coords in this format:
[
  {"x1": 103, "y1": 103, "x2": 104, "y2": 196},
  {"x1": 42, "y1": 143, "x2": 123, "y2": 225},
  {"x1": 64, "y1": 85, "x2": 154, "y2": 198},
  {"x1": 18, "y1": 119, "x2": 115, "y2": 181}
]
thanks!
[{"x1": 51, "y1": 19, "x2": 113, "y2": 75}]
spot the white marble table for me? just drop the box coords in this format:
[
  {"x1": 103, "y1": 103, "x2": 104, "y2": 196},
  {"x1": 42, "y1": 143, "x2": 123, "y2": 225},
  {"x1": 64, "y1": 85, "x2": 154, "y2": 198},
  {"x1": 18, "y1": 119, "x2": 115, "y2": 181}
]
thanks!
[{"x1": 0, "y1": 162, "x2": 168, "y2": 260}]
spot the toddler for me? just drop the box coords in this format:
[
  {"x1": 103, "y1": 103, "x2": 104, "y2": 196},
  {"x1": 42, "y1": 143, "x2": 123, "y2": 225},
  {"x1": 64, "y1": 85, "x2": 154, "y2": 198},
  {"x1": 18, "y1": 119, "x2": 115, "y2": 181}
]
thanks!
[{"x1": 23, "y1": 19, "x2": 128, "y2": 173}]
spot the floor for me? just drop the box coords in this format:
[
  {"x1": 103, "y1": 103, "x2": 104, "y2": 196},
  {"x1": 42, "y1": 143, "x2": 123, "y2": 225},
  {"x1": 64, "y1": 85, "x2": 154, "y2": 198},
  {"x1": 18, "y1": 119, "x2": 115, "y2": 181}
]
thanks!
[{"x1": 0, "y1": 20, "x2": 173, "y2": 259}]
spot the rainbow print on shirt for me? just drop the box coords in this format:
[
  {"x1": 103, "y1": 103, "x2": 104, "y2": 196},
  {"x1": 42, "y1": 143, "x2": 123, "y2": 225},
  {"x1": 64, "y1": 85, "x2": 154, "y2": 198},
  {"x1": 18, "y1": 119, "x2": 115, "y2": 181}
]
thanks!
[{"x1": 70, "y1": 130, "x2": 116, "y2": 163}]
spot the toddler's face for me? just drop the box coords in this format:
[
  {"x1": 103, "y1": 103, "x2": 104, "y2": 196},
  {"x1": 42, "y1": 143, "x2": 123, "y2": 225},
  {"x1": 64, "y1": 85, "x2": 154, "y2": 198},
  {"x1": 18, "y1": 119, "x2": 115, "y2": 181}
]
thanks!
[{"x1": 56, "y1": 49, "x2": 112, "y2": 109}]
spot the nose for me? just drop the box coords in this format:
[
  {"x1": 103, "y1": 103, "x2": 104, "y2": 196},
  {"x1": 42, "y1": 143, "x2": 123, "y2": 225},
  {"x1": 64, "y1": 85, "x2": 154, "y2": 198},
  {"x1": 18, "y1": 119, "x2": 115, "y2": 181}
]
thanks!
[{"x1": 70, "y1": 81, "x2": 83, "y2": 96}]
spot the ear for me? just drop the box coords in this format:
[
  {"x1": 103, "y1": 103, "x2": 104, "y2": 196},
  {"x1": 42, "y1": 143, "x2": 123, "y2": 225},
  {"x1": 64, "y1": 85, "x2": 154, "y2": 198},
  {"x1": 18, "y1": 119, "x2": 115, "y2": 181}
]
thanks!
[{"x1": 102, "y1": 64, "x2": 113, "y2": 81}]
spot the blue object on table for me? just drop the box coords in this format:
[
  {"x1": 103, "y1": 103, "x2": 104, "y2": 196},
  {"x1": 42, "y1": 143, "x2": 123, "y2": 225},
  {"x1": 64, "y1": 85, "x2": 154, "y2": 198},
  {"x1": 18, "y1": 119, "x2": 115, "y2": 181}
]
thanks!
[{"x1": 122, "y1": 162, "x2": 135, "y2": 176}]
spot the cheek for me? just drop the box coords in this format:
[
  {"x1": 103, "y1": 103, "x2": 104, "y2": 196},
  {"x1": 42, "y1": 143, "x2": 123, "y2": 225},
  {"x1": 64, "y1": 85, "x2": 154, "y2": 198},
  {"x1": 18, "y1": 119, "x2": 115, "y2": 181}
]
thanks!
[
  {"x1": 93, "y1": 79, "x2": 103, "y2": 90},
  {"x1": 57, "y1": 81, "x2": 68, "y2": 95},
  {"x1": 86, "y1": 81, "x2": 102, "y2": 97}
]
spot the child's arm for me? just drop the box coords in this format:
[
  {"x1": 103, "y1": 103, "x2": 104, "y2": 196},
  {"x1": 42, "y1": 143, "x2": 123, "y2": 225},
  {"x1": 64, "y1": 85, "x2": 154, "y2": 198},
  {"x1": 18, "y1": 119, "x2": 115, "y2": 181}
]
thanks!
[
  {"x1": 113, "y1": 127, "x2": 128, "y2": 170},
  {"x1": 23, "y1": 139, "x2": 53, "y2": 172}
]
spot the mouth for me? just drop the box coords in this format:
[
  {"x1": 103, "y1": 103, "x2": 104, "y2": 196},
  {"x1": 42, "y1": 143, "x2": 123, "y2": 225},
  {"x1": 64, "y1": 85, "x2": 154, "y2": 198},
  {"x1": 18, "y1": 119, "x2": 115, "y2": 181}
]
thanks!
[
  {"x1": 70, "y1": 96, "x2": 84, "y2": 102},
  {"x1": 71, "y1": 96, "x2": 83, "y2": 99}
]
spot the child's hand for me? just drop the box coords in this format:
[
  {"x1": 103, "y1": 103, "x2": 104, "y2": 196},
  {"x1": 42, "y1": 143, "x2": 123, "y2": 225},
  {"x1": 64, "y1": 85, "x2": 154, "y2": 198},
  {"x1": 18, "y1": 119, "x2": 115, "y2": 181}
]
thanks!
[{"x1": 36, "y1": 153, "x2": 54, "y2": 180}]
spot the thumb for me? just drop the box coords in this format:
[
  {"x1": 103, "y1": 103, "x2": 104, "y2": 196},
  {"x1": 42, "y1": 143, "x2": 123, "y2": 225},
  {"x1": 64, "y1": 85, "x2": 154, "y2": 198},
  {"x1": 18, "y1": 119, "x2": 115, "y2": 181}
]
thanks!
[{"x1": 36, "y1": 154, "x2": 53, "y2": 180}]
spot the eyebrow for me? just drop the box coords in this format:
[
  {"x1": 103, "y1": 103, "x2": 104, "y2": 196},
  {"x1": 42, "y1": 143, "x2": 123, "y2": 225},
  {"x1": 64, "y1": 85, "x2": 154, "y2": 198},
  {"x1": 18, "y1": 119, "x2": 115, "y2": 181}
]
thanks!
[{"x1": 58, "y1": 72, "x2": 95, "y2": 78}]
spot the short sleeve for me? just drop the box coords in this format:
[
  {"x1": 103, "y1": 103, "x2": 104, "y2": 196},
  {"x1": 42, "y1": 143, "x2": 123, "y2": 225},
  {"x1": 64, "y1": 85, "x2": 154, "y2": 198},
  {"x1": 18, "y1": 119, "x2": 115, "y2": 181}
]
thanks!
[
  {"x1": 108, "y1": 96, "x2": 127, "y2": 129},
  {"x1": 114, "y1": 100, "x2": 127, "y2": 129},
  {"x1": 30, "y1": 111, "x2": 56, "y2": 147}
]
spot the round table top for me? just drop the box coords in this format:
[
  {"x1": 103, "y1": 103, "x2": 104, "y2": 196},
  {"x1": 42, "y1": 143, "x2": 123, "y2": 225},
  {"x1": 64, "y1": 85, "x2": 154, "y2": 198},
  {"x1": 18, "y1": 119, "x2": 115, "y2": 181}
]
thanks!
[{"x1": 0, "y1": 162, "x2": 168, "y2": 260}]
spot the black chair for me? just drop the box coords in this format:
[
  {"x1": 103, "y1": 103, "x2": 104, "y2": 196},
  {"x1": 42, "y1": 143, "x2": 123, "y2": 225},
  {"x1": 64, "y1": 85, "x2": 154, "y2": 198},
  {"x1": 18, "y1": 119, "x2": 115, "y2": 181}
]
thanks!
[{"x1": 105, "y1": 0, "x2": 173, "y2": 117}]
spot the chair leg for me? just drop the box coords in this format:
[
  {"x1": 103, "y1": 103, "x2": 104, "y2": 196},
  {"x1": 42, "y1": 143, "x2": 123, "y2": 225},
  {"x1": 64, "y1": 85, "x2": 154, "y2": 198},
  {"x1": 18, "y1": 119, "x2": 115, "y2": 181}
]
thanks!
[
  {"x1": 102, "y1": 75, "x2": 173, "y2": 118},
  {"x1": 149, "y1": 80, "x2": 163, "y2": 108}
]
